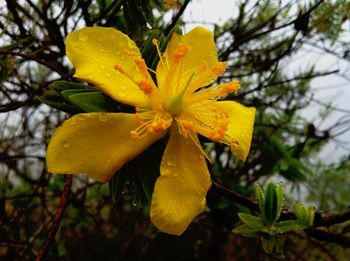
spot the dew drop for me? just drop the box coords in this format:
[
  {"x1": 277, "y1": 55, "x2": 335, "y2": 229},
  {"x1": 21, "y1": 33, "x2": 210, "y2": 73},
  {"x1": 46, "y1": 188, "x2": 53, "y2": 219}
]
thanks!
[
  {"x1": 120, "y1": 85, "x2": 127, "y2": 90},
  {"x1": 131, "y1": 197, "x2": 137, "y2": 207},
  {"x1": 99, "y1": 64, "x2": 106, "y2": 69},
  {"x1": 105, "y1": 72, "x2": 111, "y2": 78},
  {"x1": 98, "y1": 36, "x2": 104, "y2": 42},
  {"x1": 167, "y1": 155, "x2": 176, "y2": 166},
  {"x1": 114, "y1": 50, "x2": 121, "y2": 56},
  {"x1": 62, "y1": 141, "x2": 69, "y2": 148},
  {"x1": 118, "y1": 92, "x2": 127, "y2": 98},
  {"x1": 78, "y1": 32, "x2": 88, "y2": 41},
  {"x1": 93, "y1": 57, "x2": 99, "y2": 62}
]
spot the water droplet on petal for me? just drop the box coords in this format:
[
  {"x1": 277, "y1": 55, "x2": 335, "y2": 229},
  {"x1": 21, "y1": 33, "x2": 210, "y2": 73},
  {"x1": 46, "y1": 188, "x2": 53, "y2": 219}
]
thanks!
[
  {"x1": 105, "y1": 72, "x2": 111, "y2": 78},
  {"x1": 62, "y1": 141, "x2": 69, "y2": 148},
  {"x1": 99, "y1": 64, "x2": 106, "y2": 69},
  {"x1": 98, "y1": 36, "x2": 104, "y2": 42},
  {"x1": 120, "y1": 85, "x2": 127, "y2": 90},
  {"x1": 167, "y1": 155, "x2": 176, "y2": 166},
  {"x1": 78, "y1": 32, "x2": 88, "y2": 41},
  {"x1": 114, "y1": 50, "x2": 121, "y2": 56}
]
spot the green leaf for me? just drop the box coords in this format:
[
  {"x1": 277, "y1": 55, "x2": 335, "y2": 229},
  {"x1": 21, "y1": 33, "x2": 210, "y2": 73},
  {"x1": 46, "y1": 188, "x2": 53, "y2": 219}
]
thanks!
[
  {"x1": 276, "y1": 220, "x2": 298, "y2": 232},
  {"x1": 232, "y1": 224, "x2": 261, "y2": 238},
  {"x1": 275, "y1": 182, "x2": 284, "y2": 221},
  {"x1": 238, "y1": 213, "x2": 265, "y2": 230},
  {"x1": 68, "y1": 92, "x2": 120, "y2": 112},
  {"x1": 294, "y1": 203, "x2": 315, "y2": 227},
  {"x1": 264, "y1": 182, "x2": 278, "y2": 224},
  {"x1": 255, "y1": 183, "x2": 265, "y2": 215}
]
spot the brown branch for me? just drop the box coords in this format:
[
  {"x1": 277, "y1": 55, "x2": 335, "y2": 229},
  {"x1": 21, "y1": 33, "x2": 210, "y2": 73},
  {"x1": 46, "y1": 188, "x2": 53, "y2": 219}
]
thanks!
[
  {"x1": 35, "y1": 175, "x2": 72, "y2": 261},
  {"x1": 164, "y1": 0, "x2": 191, "y2": 36}
]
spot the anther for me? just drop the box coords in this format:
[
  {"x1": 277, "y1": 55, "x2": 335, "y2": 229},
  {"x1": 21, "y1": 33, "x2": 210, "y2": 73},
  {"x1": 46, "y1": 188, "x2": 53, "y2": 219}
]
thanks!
[
  {"x1": 130, "y1": 131, "x2": 139, "y2": 140},
  {"x1": 152, "y1": 38, "x2": 158, "y2": 45},
  {"x1": 174, "y1": 43, "x2": 190, "y2": 62},
  {"x1": 231, "y1": 140, "x2": 239, "y2": 149},
  {"x1": 213, "y1": 62, "x2": 227, "y2": 76},
  {"x1": 134, "y1": 58, "x2": 148, "y2": 75},
  {"x1": 221, "y1": 81, "x2": 240, "y2": 95},
  {"x1": 198, "y1": 61, "x2": 208, "y2": 73},
  {"x1": 137, "y1": 79, "x2": 153, "y2": 94}
]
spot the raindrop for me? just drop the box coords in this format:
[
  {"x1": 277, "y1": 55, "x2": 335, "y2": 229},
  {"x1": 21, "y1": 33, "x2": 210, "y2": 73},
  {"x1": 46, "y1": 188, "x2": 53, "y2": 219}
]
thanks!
[
  {"x1": 62, "y1": 141, "x2": 69, "y2": 148},
  {"x1": 167, "y1": 155, "x2": 176, "y2": 166},
  {"x1": 78, "y1": 32, "x2": 88, "y2": 41},
  {"x1": 131, "y1": 197, "x2": 137, "y2": 207},
  {"x1": 120, "y1": 85, "x2": 127, "y2": 90},
  {"x1": 99, "y1": 64, "x2": 106, "y2": 69},
  {"x1": 93, "y1": 57, "x2": 99, "y2": 62},
  {"x1": 114, "y1": 50, "x2": 121, "y2": 56},
  {"x1": 105, "y1": 72, "x2": 111, "y2": 78},
  {"x1": 98, "y1": 36, "x2": 104, "y2": 42}
]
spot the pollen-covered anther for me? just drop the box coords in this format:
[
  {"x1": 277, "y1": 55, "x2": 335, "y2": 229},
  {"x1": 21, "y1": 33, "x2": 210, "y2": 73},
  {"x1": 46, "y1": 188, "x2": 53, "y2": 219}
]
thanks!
[
  {"x1": 209, "y1": 130, "x2": 224, "y2": 142},
  {"x1": 174, "y1": 43, "x2": 190, "y2": 63},
  {"x1": 134, "y1": 58, "x2": 148, "y2": 75},
  {"x1": 130, "y1": 130, "x2": 139, "y2": 140},
  {"x1": 212, "y1": 61, "x2": 227, "y2": 77},
  {"x1": 137, "y1": 79, "x2": 153, "y2": 94},
  {"x1": 152, "y1": 38, "x2": 158, "y2": 45},
  {"x1": 231, "y1": 139, "x2": 239, "y2": 149},
  {"x1": 198, "y1": 61, "x2": 208, "y2": 73},
  {"x1": 222, "y1": 81, "x2": 240, "y2": 95}
]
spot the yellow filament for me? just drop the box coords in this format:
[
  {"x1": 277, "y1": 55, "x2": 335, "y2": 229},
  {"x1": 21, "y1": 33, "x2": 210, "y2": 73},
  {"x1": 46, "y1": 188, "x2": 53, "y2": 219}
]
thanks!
[
  {"x1": 186, "y1": 81, "x2": 240, "y2": 106},
  {"x1": 152, "y1": 38, "x2": 168, "y2": 69},
  {"x1": 130, "y1": 112, "x2": 172, "y2": 140}
]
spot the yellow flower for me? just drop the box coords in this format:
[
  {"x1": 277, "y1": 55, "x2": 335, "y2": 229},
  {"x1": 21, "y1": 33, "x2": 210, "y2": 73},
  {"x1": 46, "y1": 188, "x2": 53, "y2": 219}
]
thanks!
[{"x1": 46, "y1": 26, "x2": 256, "y2": 235}]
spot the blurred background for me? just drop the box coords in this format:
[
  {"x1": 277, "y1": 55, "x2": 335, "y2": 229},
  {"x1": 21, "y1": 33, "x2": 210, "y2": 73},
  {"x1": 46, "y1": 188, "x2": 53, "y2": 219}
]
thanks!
[{"x1": 0, "y1": 0, "x2": 349, "y2": 260}]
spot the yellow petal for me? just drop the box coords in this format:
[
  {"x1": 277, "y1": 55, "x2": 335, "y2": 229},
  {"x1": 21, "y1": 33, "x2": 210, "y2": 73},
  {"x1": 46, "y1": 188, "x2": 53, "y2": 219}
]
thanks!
[
  {"x1": 66, "y1": 27, "x2": 149, "y2": 108},
  {"x1": 156, "y1": 27, "x2": 219, "y2": 92},
  {"x1": 47, "y1": 113, "x2": 164, "y2": 183},
  {"x1": 213, "y1": 101, "x2": 256, "y2": 160},
  {"x1": 150, "y1": 126, "x2": 211, "y2": 235},
  {"x1": 184, "y1": 100, "x2": 255, "y2": 161}
]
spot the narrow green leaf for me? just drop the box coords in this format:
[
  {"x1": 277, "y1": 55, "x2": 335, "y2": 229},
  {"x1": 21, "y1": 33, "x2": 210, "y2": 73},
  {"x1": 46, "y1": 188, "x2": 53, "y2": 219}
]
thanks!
[
  {"x1": 238, "y1": 213, "x2": 265, "y2": 230},
  {"x1": 265, "y1": 182, "x2": 278, "y2": 224},
  {"x1": 255, "y1": 183, "x2": 265, "y2": 215},
  {"x1": 232, "y1": 224, "x2": 260, "y2": 238},
  {"x1": 68, "y1": 92, "x2": 120, "y2": 112}
]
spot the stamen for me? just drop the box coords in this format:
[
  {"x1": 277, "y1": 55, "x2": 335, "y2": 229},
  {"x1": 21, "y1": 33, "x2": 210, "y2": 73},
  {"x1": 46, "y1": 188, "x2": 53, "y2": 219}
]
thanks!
[
  {"x1": 212, "y1": 62, "x2": 227, "y2": 77},
  {"x1": 174, "y1": 43, "x2": 190, "y2": 63},
  {"x1": 152, "y1": 38, "x2": 167, "y2": 68},
  {"x1": 134, "y1": 58, "x2": 148, "y2": 76},
  {"x1": 137, "y1": 79, "x2": 153, "y2": 94},
  {"x1": 130, "y1": 112, "x2": 172, "y2": 140},
  {"x1": 186, "y1": 81, "x2": 240, "y2": 106}
]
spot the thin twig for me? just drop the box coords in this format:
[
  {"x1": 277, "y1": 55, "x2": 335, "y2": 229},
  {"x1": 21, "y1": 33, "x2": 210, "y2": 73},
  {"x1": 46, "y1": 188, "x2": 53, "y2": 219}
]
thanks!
[
  {"x1": 35, "y1": 175, "x2": 72, "y2": 261},
  {"x1": 164, "y1": 0, "x2": 191, "y2": 36}
]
